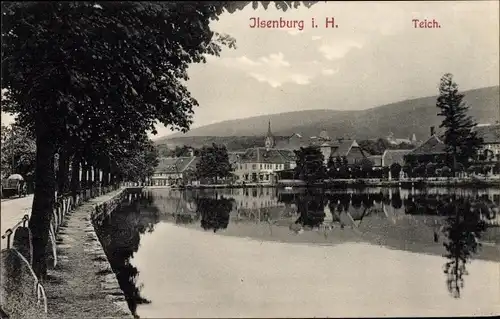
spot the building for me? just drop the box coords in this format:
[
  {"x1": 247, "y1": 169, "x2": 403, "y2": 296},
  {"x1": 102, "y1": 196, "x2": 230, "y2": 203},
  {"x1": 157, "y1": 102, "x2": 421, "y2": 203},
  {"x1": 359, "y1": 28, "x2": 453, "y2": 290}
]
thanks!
[
  {"x1": 405, "y1": 127, "x2": 447, "y2": 164},
  {"x1": 367, "y1": 155, "x2": 383, "y2": 167},
  {"x1": 322, "y1": 139, "x2": 368, "y2": 165},
  {"x1": 472, "y1": 123, "x2": 500, "y2": 162},
  {"x1": 386, "y1": 132, "x2": 416, "y2": 146},
  {"x1": 382, "y1": 149, "x2": 412, "y2": 167},
  {"x1": 232, "y1": 121, "x2": 296, "y2": 184},
  {"x1": 233, "y1": 147, "x2": 296, "y2": 183},
  {"x1": 275, "y1": 132, "x2": 309, "y2": 150},
  {"x1": 264, "y1": 120, "x2": 276, "y2": 150},
  {"x1": 151, "y1": 156, "x2": 199, "y2": 186}
]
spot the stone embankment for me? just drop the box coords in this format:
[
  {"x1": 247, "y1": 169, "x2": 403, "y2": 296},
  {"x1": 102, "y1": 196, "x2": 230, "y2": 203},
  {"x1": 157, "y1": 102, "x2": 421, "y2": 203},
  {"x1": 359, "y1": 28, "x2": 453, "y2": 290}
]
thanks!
[{"x1": 43, "y1": 188, "x2": 133, "y2": 319}]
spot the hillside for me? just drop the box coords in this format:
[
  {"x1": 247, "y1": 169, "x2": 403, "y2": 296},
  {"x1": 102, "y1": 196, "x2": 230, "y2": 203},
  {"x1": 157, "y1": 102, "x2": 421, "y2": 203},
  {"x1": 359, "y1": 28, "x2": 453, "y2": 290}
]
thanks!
[{"x1": 156, "y1": 86, "x2": 500, "y2": 149}]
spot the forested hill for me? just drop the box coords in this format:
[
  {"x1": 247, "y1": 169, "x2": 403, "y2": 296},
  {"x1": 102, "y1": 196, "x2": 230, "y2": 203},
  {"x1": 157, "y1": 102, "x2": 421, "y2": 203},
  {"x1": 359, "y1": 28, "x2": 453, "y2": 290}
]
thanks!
[{"x1": 156, "y1": 85, "x2": 499, "y2": 150}]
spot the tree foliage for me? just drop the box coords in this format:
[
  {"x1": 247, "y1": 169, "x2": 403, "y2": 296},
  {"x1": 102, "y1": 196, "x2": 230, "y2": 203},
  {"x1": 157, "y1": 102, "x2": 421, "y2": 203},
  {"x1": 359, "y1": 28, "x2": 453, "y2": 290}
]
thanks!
[
  {"x1": 1, "y1": 0, "x2": 319, "y2": 280},
  {"x1": 1, "y1": 123, "x2": 36, "y2": 182},
  {"x1": 436, "y1": 73, "x2": 483, "y2": 171},
  {"x1": 195, "y1": 143, "x2": 232, "y2": 182},
  {"x1": 113, "y1": 136, "x2": 159, "y2": 183},
  {"x1": 294, "y1": 146, "x2": 325, "y2": 184}
]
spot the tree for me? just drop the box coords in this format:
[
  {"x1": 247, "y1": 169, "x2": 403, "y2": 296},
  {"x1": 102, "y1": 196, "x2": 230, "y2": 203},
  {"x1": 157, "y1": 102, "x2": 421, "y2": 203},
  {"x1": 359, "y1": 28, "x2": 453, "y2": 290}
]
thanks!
[
  {"x1": 195, "y1": 143, "x2": 232, "y2": 183},
  {"x1": 1, "y1": 123, "x2": 36, "y2": 185},
  {"x1": 294, "y1": 146, "x2": 326, "y2": 184},
  {"x1": 358, "y1": 158, "x2": 373, "y2": 178},
  {"x1": 436, "y1": 73, "x2": 483, "y2": 175},
  {"x1": 114, "y1": 136, "x2": 159, "y2": 183},
  {"x1": 390, "y1": 163, "x2": 402, "y2": 180},
  {"x1": 1, "y1": 1, "x2": 318, "y2": 279}
]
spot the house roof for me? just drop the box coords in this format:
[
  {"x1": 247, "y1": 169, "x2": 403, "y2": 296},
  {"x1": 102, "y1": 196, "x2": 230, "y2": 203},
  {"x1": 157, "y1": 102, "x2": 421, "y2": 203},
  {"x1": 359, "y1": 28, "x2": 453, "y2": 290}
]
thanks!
[
  {"x1": 228, "y1": 152, "x2": 242, "y2": 165},
  {"x1": 409, "y1": 135, "x2": 446, "y2": 155},
  {"x1": 368, "y1": 155, "x2": 383, "y2": 167},
  {"x1": 382, "y1": 149, "x2": 412, "y2": 167},
  {"x1": 239, "y1": 147, "x2": 296, "y2": 164},
  {"x1": 472, "y1": 124, "x2": 500, "y2": 144},
  {"x1": 155, "y1": 156, "x2": 198, "y2": 174},
  {"x1": 330, "y1": 140, "x2": 360, "y2": 157}
]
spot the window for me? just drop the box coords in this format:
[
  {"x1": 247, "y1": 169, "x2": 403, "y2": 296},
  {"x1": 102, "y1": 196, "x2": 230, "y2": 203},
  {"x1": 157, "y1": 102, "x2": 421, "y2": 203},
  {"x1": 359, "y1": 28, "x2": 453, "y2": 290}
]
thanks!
[
  {"x1": 260, "y1": 164, "x2": 263, "y2": 169},
  {"x1": 252, "y1": 164, "x2": 256, "y2": 169}
]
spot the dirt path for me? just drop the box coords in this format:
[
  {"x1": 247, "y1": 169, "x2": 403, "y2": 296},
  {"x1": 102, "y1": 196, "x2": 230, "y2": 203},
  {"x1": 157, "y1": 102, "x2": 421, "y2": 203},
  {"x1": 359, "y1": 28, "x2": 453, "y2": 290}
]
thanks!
[{"x1": 42, "y1": 189, "x2": 132, "y2": 319}]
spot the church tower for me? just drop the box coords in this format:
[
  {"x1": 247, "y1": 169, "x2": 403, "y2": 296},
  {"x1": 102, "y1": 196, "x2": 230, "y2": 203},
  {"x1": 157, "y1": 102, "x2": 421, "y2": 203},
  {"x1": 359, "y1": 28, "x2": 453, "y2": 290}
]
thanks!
[{"x1": 264, "y1": 120, "x2": 275, "y2": 150}]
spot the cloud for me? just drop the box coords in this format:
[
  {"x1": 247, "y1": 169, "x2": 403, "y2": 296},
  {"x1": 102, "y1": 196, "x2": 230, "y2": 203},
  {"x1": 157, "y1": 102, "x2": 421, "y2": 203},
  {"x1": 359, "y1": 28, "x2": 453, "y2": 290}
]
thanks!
[
  {"x1": 287, "y1": 29, "x2": 303, "y2": 36},
  {"x1": 318, "y1": 41, "x2": 363, "y2": 60},
  {"x1": 249, "y1": 73, "x2": 282, "y2": 88},
  {"x1": 321, "y1": 69, "x2": 338, "y2": 76},
  {"x1": 291, "y1": 74, "x2": 311, "y2": 85},
  {"x1": 259, "y1": 52, "x2": 290, "y2": 68},
  {"x1": 237, "y1": 55, "x2": 261, "y2": 66}
]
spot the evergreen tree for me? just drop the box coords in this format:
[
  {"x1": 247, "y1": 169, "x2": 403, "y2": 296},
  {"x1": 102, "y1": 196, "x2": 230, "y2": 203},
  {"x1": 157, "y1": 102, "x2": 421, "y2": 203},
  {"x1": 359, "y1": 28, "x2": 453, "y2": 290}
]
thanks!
[{"x1": 436, "y1": 73, "x2": 483, "y2": 174}]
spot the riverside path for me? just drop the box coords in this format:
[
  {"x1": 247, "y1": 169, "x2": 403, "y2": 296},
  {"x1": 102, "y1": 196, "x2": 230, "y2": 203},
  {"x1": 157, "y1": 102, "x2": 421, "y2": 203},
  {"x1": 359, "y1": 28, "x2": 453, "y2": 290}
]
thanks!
[{"x1": 1, "y1": 195, "x2": 34, "y2": 249}]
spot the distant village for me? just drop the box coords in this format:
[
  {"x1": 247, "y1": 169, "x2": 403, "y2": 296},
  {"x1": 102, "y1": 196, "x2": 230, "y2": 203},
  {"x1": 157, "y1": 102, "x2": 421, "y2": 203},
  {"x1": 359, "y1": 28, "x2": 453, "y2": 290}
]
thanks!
[{"x1": 149, "y1": 120, "x2": 500, "y2": 187}]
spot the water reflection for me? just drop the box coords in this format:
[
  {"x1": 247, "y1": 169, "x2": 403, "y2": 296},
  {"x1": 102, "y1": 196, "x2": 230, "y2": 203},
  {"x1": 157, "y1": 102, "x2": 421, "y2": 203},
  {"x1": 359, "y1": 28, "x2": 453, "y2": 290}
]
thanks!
[
  {"x1": 294, "y1": 191, "x2": 326, "y2": 229},
  {"x1": 196, "y1": 194, "x2": 233, "y2": 232},
  {"x1": 95, "y1": 187, "x2": 500, "y2": 316},
  {"x1": 94, "y1": 191, "x2": 160, "y2": 317},
  {"x1": 145, "y1": 187, "x2": 498, "y2": 296},
  {"x1": 441, "y1": 198, "x2": 487, "y2": 298}
]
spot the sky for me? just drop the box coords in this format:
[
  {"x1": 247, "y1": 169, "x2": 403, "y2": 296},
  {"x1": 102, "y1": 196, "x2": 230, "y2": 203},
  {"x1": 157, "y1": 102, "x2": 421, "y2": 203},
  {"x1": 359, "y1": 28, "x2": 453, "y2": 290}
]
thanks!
[{"x1": 1, "y1": 1, "x2": 499, "y2": 139}]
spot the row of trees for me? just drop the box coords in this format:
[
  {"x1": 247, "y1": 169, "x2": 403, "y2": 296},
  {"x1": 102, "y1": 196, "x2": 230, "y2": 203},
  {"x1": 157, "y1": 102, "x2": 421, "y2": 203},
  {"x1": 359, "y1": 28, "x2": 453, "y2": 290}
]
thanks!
[
  {"x1": 293, "y1": 146, "x2": 405, "y2": 183},
  {"x1": 2, "y1": 1, "x2": 318, "y2": 279}
]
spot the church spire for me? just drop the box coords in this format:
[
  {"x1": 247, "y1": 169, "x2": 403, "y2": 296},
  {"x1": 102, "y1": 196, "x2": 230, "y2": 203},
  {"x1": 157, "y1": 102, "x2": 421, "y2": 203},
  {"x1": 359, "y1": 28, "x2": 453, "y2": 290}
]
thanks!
[{"x1": 265, "y1": 120, "x2": 275, "y2": 149}]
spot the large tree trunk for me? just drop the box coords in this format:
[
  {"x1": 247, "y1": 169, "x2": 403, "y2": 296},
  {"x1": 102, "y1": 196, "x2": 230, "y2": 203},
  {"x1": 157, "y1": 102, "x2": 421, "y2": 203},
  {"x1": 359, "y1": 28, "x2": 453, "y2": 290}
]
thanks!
[
  {"x1": 57, "y1": 148, "x2": 70, "y2": 195},
  {"x1": 29, "y1": 127, "x2": 56, "y2": 280},
  {"x1": 81, "y1": 162, "x2": 88, "y2": 191},
  {"x1": 93, "y1": 167, "x2": 100, "y2": 187},
  {"x1": 102, "y1": 166, "x2": 110, "y2": 187},
  {"x1": 70, "y1": 155, "x2": 81, "y2": 203}
]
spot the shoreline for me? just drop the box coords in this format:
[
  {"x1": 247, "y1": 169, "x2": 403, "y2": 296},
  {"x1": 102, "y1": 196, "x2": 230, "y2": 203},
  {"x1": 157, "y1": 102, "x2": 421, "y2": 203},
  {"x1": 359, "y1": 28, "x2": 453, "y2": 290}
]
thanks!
[
  {"x1": 42, "y1": 188, "x2": 133, "y2": 319},
  {"x1": 146, "y1": 178, "x2": 500, "y2": 190}
]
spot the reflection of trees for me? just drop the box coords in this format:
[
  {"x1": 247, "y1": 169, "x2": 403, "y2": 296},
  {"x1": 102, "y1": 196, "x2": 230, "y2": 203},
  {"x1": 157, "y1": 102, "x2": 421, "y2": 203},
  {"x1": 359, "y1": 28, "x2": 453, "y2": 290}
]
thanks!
[
  {"x1": 391, "y1": 191, "x2": 402, "y2": 209},
  {"x1": 404, "y1": 194, "x2": 453, "y2": 215},
  {"x1": 295, "y1": 191, "x2": 325, "y2": 227},
  {"x1": 94, "y1": 191, "x2": 160, "y2": 317},
  {"x1": 442, "y1": 197, "x2": 487, "y2": 298},
  {"x1": 196, "y1": 195, "x2": 233, "y2": 232},
  {"x1": 351, "y1": 194, "x2": 362, "y2": 209}
]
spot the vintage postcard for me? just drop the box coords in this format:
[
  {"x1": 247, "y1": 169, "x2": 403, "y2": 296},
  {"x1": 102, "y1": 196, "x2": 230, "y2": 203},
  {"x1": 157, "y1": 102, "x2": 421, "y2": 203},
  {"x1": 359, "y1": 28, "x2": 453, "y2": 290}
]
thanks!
[{"x1": 1, "y1": 1, "x2": 499, "y2": 318}]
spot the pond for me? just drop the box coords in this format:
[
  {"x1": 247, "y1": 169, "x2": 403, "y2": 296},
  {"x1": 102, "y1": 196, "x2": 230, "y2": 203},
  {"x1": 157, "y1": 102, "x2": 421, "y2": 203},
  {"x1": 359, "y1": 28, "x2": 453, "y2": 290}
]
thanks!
[{"x1": 94, "y1": 187, "x2": 500, "y2": 318}]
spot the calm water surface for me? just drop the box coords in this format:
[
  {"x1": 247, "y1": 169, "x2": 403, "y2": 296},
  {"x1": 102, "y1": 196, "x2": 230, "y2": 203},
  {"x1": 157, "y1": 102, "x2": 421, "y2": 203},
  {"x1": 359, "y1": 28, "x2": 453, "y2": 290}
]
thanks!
[{"x1": 94, "y1": 187, "x2": 500, "y2": 317}]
